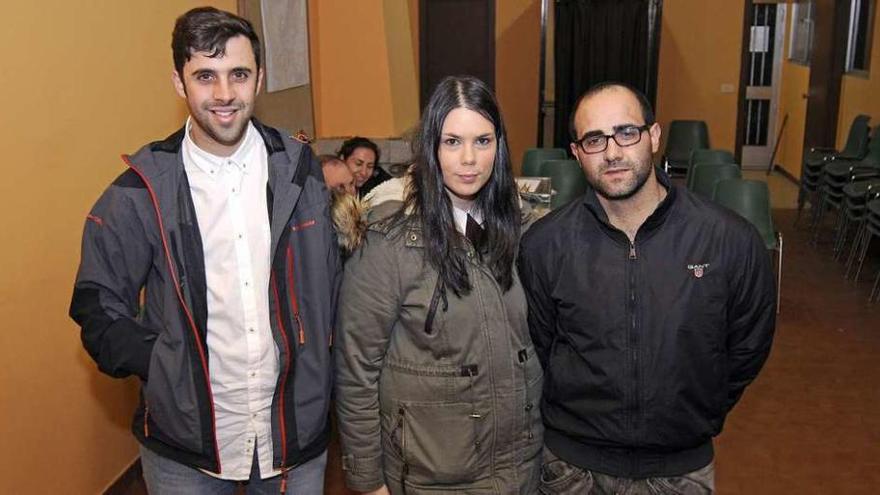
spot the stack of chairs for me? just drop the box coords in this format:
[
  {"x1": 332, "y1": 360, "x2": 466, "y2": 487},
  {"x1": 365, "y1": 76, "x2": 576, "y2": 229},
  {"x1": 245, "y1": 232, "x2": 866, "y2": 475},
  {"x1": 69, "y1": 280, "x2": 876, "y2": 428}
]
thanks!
[
  {"x1": 798, "y1": 114, "x2": 871, "y2": 225},
  {"x1": 846, "y1": 187, "x2": 880, "y2": 303},
  {"x1": 812, "y1": 124, "x2": 880, "y2": 248}
]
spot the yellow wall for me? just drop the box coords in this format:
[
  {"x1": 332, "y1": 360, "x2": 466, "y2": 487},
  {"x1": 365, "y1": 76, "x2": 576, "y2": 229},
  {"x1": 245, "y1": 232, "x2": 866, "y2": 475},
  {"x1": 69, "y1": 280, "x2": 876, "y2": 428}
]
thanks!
[
  {"x1": 0, "y1": 1, "x2": 233, "y2": 493},
  {"x1": 655, "y1": 0, "x2": 746, "y2": 154},
  {"x1": 309, "y1": 0, "x2": 420, "y2": 138},
  {"x1": 837, "y1": 5, "x2": 880, "y2": 148},
  {"x1": 775, "y1": 6, "x2": 810, "y2": 180},
  {"x1": 496, "y1": 0, "x2": 542, "y2": 170},
  {"x1": 308, "y1": 0, "x2": 541, "y2": 165}
]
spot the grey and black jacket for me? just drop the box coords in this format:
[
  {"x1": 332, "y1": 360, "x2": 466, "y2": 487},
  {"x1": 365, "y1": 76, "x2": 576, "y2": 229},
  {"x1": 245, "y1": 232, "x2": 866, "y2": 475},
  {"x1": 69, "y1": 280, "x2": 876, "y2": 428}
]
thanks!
[
  {"x1": 518, "y1": 169, "x2": 776, "y2": 479},
  {"x1": 335, "y1": 207, "x2": 543, "y2": 494},
  {"x1": 69, "y1": 120, "x2": 340, "y2": 474}
]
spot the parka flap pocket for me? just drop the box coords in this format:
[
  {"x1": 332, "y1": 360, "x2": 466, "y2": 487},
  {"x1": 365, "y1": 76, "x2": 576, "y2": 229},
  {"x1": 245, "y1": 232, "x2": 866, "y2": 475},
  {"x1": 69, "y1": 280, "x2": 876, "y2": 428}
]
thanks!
[{"x1": 393, "y1": 401, "x2": 491, "y2": 485}]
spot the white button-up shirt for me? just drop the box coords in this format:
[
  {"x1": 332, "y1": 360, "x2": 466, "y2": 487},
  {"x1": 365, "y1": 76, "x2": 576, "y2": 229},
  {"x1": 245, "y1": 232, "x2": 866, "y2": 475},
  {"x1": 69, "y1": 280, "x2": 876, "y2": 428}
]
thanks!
[{"x1": 182, "y1": 119, "x2": 279, "y2": 480}]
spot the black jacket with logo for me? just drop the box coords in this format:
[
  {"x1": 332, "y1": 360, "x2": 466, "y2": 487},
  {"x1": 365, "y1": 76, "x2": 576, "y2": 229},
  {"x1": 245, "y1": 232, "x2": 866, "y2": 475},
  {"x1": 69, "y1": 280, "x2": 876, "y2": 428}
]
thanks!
[{"x1": 517, "y1": 170, "x2": 776, "y2": 478}]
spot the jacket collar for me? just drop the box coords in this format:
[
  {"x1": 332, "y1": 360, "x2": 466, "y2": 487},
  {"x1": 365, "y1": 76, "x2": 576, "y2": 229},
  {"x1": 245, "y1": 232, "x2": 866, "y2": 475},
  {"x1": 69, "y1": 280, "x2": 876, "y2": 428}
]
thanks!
[{"x1": 581, "y1": 166, "x2": 678, "y2": 238}]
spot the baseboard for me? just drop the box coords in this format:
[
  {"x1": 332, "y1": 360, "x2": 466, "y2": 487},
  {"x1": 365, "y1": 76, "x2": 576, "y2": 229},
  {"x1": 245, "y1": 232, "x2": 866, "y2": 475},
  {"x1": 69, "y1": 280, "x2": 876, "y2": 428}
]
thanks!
[{"x1": 104, "y1": 458, "x2": 142, "y2": 495}]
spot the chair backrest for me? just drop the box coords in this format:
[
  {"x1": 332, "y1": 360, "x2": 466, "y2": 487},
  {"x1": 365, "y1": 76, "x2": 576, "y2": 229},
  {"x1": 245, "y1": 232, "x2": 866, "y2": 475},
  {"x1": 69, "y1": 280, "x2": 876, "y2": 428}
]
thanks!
[
  {"x1": 542, "y1": 159, "x2": 588, "y2": 209},
  {"x1": 689, "y1": 163, "x2": 742, "y2": 198},
  {"x1": 713, "y1": 179, "x2": 777, "y2": 249},
  {"x1": 862, "y1": 124, "x2": 880, "y2": 166},
  {"x1": 686, "y1": 149, "x2": 736, "y2": 188},
  {"x1": 664, "y1": 120, "x2": 710, "y2": 163},
  {"x1": 840, "y1": 114, "x2": 871, "y2": 158},
  {"x1": 521, "y1": 148, "x2": 568, "y2": 177}
]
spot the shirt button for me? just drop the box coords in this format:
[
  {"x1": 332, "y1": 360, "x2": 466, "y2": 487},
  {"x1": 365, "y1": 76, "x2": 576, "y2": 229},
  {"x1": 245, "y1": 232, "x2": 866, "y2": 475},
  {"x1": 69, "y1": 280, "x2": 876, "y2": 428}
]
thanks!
[
  {"x1": 238, "y1": 234, "x2": 243, "y2": 239},
  {"x1": 244, "y1": 281, "x2": 250, "y2": 287},
  {"x1": 250, "y1": 371, "x2": 256, "y2": 378},
  {"x1": 249, "y1": 327, "x2": 255, "y2": 333}
]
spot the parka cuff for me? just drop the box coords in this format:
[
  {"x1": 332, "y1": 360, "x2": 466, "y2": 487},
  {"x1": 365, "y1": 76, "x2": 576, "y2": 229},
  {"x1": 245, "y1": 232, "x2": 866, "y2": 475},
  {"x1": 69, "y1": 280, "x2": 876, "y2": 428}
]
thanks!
[{"x1": 342, "y1": 453, "x2": 384, "y2": 492}]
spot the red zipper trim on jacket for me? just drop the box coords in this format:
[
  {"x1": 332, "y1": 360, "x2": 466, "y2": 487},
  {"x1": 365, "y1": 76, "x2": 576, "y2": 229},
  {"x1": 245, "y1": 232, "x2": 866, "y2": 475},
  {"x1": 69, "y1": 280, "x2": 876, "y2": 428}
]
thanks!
[
  {"x1": 122, "y1": 155, "x2": 221, "y2": 473},
  {"x1": 271, "y1": 273, "x2": 291, "y2": 468},
  {"x1": 286, "y1": 245, "x2": 306, "y2": 345}
]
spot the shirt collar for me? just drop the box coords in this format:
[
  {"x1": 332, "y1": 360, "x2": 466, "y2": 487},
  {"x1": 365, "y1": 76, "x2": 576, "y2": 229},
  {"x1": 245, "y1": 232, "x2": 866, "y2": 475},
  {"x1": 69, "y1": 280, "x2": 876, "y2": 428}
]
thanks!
[{"x1": 183, "y1": 117, "x2": 257, "y2": 175}]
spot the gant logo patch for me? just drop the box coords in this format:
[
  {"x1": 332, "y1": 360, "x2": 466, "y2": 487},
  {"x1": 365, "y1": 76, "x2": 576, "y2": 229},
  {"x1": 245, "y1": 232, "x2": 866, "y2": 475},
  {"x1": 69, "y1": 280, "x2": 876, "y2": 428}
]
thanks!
[{"x1": 688, "y1": 263, "x2": 710, "y2": 278}]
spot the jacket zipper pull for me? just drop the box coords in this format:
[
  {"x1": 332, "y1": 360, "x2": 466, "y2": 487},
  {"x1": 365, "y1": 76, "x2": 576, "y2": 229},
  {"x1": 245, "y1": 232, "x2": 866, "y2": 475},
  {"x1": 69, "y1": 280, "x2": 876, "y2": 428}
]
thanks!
[
  {"x1": 144, "y1": 404, "x2": 150, "y2": 437},
  {"x1": 295, "y1": 313, "x2": 305, "y2": 345},
  {"x1": 629, "y1": 243, "x2": 637, "y2": 260}
]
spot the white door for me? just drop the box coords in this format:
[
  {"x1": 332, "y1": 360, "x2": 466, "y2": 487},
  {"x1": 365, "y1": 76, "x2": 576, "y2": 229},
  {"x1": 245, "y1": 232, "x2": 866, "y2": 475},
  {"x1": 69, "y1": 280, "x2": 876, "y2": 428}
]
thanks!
[{"x1": 741, "y1": 3, "x2": 787, "y2": 170}]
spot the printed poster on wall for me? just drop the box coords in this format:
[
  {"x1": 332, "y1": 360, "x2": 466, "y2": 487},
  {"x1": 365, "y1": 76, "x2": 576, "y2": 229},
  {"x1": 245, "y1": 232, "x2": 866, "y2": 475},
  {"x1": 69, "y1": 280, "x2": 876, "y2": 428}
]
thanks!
[{"x1": 260, "y1": 0, "x2": 310, "y2": 92}]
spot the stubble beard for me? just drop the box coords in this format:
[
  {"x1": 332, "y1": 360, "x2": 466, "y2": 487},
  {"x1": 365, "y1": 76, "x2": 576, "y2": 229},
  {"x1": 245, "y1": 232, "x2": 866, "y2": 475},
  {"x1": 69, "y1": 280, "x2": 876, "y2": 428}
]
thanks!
[{"x1": 589, "y1": 158, "x2": 653, "y2": 201}]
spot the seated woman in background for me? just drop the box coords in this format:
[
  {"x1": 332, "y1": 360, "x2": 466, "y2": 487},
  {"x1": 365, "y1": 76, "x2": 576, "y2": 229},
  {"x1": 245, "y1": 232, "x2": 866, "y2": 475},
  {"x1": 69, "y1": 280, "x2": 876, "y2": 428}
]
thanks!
[
  {"x1": 339, "y1": 136, "x2": 392, "y2": 197},
  {"x1": 334, "y1": 75, "x2": 543, "y2": 494}
]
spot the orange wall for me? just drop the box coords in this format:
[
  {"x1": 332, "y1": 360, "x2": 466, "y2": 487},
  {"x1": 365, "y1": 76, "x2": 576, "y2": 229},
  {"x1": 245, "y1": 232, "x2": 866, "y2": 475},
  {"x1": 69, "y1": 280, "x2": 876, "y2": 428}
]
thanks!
[
  {"x1": 837, "y1": 6, "x2": 880, "y2": 148},
  {"x1": 0, "y1": 1, "x2": 234, "y2": 493},
  {"x1": 309, "y1": 0, "x2": 420, "y2": 138},
  {"x1": 655, "y1": 0, "x2": 746, "y2": 154},
  {"x1": 775, "y1": 6, "x2": 811, "y2": 180},
  {"x1": 308, "y1": 0, "x2": 542, "y2": 165},
  {"x1": 496, "y1": 0, "x2": 542, "y2": 170}
]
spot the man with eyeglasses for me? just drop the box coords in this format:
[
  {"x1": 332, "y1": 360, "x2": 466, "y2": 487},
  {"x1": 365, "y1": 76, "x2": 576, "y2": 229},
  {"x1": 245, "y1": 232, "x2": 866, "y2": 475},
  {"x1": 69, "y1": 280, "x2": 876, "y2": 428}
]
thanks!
[{"x1": 518, "y1": 82, "x2": 776, "y2": 494}]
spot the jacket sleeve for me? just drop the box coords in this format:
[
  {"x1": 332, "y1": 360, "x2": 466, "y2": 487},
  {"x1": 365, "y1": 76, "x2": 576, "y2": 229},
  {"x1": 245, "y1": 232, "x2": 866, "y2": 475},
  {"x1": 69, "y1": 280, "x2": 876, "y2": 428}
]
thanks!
[
  {"x1": 69, "y1": 183, "x2": 159, "y2": 380},
  {"x1": 518, "y1": 233, "x2": 558, "y2": 369},
  {"x1": 725, "y1": 224, "x2": 777, "y2": 411},
  {"x1": 334, "y1": 230, "x2": 400, "y2": 492}
]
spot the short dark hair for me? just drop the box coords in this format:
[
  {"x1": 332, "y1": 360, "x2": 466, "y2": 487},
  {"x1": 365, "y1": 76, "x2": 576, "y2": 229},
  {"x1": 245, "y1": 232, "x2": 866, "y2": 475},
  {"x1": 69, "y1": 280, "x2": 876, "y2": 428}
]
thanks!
[
  {"x1": 338, "y1": 137, "x2": 381, "y2": 165},
  {"x1": 172, "y1": 7, "x2": 262, "y2": 75},
  {"x1": 568, "y1": 82, "x2": 655, "y2": 140},
  {"x1": 319, "y1": 154, "x2": 345, "y2": 167}
]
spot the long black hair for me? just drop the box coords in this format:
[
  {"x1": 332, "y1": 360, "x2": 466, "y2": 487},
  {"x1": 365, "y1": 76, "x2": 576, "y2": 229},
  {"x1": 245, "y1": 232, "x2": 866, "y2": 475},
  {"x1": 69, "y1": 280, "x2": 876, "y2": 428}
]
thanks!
[{"x1": 398, "y1": 75, "x2": 520, "y2": 295}]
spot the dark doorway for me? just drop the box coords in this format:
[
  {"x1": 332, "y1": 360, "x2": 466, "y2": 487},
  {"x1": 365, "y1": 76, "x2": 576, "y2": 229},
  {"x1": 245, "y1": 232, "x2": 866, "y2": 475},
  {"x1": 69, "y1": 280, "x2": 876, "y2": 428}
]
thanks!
[
  {"x1": 553, "y1": 0, "x2": 662, "y2": 148},
  {"x1": 419, "y1": 0, "x2": 496, "y2": 109},
  {"x1": 802, "y1": 0, "x2": 850, "y2": 150}
]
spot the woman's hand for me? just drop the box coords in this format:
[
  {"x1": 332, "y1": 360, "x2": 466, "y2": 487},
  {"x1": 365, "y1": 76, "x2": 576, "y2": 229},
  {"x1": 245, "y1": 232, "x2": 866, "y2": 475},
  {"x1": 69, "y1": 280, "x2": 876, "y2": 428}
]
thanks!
[{"x1": 362, "y1": 486, "x2": 390, "y2": 495}]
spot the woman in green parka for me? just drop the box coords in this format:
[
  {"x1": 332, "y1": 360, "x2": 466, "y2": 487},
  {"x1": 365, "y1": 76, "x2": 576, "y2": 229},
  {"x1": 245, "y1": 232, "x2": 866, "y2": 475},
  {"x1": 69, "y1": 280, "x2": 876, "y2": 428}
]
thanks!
[{"x1": 334, "y1": 75, "x2": 544, "y2": 495}]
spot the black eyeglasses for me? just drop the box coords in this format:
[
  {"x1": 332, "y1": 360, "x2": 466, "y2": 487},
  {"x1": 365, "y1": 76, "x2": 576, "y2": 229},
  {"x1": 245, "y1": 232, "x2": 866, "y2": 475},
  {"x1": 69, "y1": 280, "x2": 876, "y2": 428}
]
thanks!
[{"x1": 574, "y1": 124, "x2": 651, "y2": 154}]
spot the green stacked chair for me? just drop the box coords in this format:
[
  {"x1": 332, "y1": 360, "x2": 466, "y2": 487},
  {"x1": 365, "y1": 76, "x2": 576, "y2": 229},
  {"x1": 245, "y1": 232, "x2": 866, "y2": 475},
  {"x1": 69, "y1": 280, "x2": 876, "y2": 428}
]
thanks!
[
  {"x1": 814, "y1": 124, "x2": 880, "y2": 246},
  {"x1": 836, "y1": 180, "x2": 880, "y2": 266},
  {"x1": 866, "y1": 200, "x2": 880, "y2": 302},
  {"x1": 541, "y1": 159, "x2": 588, "y2": 209},
  {"x1": 521, "y1": 148, "x2": 568, "y2": 177},
  {"x1": 685, "y1": 149, "x2": 736, "y2": 189},
  {"x1": 662, "y1": 120, "x2": 710, "y2": 176},
  {"x1": 851, "y1": 198, "x2": 880, "y2": 300},
  {"x1": 713, "y1": 179, "x2": 783, "y2": 313},
  {"x1": 797, "y1": 114, "x2": 870, "y2": 225},
  {"x1": 689, "y1": 163, "x2": 742, "y2": 198}
]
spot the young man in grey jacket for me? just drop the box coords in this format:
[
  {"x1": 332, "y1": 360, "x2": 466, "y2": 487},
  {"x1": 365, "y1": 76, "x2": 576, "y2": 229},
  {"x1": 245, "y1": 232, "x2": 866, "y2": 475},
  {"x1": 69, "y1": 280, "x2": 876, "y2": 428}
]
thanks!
[{"x1": 69, "y1": 7, "x2": 339, "y2": 494}]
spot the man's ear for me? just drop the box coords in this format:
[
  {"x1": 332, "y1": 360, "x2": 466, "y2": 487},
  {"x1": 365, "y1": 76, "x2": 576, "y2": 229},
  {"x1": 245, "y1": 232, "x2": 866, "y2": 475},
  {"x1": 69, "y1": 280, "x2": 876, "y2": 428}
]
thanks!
[
  {"x1": 649, "y1": 122, "x2": 661, "y2": 154},
  {"x1": 172, "y1": 70, "x2": 187, "y2": 99},
  {"x1": 569, "y1": 142, "x2": 580, "y2": 157}
]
